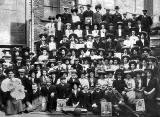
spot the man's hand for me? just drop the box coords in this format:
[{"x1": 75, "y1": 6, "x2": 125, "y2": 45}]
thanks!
[{"x1": 92, "y1": 103, "x2": 97, "y2": 108}]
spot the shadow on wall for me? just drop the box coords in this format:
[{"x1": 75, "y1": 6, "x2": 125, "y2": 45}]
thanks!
[{"x1": 10, "y1": 22, "x2": 26, "y2": 45}]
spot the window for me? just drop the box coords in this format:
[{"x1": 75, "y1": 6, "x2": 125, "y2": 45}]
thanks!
[{"x1": 44, "y1": 0, "x2": 60, "y2": 18}]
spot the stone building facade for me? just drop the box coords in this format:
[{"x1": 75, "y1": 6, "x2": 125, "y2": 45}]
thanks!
[{"x1": 30, "y1": 0, "x2": 160, "y2": 52}]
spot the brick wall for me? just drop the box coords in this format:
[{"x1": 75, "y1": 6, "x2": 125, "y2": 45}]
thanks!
[{"x1": 33, "y1": 0, "x2": 45, "y2": 42}]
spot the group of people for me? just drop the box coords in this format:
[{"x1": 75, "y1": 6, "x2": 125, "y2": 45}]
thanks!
[{"x1": 0, "y1": 4, "x2": 159, "y2": 117}]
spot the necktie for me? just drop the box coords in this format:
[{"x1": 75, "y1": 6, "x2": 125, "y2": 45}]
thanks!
[{"x1": 66, "y1": 65, "x2": 68, "y2": 71}]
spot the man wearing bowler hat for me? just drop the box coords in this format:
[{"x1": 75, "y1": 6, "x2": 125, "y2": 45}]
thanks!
[
  {"x1": 83, "y1": 4, "x2": 94, "y2": 25},
  {"x1": 137, "y1": 10, "x2": 153, "y2": 33},
  {"x1": 112, "y1": 6, "x2": 122, "y2": 26}
]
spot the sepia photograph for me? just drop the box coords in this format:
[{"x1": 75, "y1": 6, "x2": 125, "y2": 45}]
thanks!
[{"x1": 0, "y1": 0, "x2": 160, "y2": 117}]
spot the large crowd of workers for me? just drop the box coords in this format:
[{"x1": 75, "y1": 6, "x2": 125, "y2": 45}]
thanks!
[{"x1": 0, "y1": 3, "x2": 160, "y2": 117}]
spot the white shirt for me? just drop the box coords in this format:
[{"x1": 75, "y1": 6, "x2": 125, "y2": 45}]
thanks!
[
  {"x1": 79, "y1": 78, "x2": 89, "y2": 88},
  {"x1": 57, "y1": 22, "x2": 62, "y2": 31},
  {"x1": 98, "y1": 79, "x2": 108, "y2": 86},
  {"x1": 100, "y1": 29, "x2": 106, "y2": 37},
  {"x1": 129, "y1": 35, "x2": 139, "y2": 48},
  {"x1": 65, "y1": 30, "x2": 73, "y2": 37},
  {"x1": 92, "y1": 30, "x2": 99, "y2": 37},
  {"x1": 74, "y1": 29, "x2": 83, "y2": 37},
  {"x1": 85, "y1": 41, "x2": 93, "y2": 49},
  {"x1": 49, "y1": 42, "x2": 56, "y2": 51},
  {"x1": 72, "y1": 15, "x2": 80, "y2": 23},
  {"x1": 118, "y1": 29, "x2": 122, "y2": 37},
  {"x1": 125, "y1": 79, "x2": 135, "y2": 90},
  {"x1": 45, "y1": 23, "x2": 56, "y2": 35}
]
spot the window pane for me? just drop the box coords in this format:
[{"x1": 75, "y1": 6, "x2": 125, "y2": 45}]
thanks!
[
  {"x1": 44, "y1": 7, "x2": 58, "y2": 18},
  {"x1": 44, "y1": 0, "x2": 59, "y2": 6}
]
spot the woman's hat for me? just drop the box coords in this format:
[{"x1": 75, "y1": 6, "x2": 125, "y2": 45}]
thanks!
[
  {"x1": 22, "y1": 47, "x2": 30, "y2": 53},
  {"x1": 122, "y1": 55, "x2": 130, "y2": 61},
  {"x1": 39, "y1": 33, "x2": 47, "y2": 38},
  {"x1": 49, "y1": 70, "x2": 57, "y2": 75},
  {"x1": 115, "y1": 6, "x2": 120, "y2": 10},
  {"x1": 115, "y1": 69, "x2": 124, "y2": 76},
  {"x1": 69, "y1": 33, "x2": 78, "y2": 39},
  {"x1": 97, "y1": 71, "x2": 105, "y2": 75},
  {"x1": 113, "y1": 57, "x2": 121, "y2": 63},
  {"x1": 56, "y1": 14, "x2": 62, "y2": 19},
  {"x1": 147, "y1": 56, "x2": 157, "y2": 63},
  {"x1": 86, "y1": 4, "x2": 92, "y2": 7},
  {"x1": 58, "y1": 46, "x2": 69, "y2": 54},
  {"x1": 34, "y1": 62, "x2": 43, "y2": 67},
  {"x1": 129, "y1": 60, "x2": 137, "y2": 67},
  {"x1": 0, "y1": 59, "x2": 5, "y2": 64},
  {"x1": 48, "y1": 16, "x2": 55, "y2": 20},
  {"x1": 106, "y1": 33, "x2": 114, "y2": 39},
  {"x1": 131, "y1": 46, "x2": 139, "y2": 53},
  {"x1": 71, "y1": 8, "x2": 78, "y2": 13},
  {"x1": 95, "y1": 4, "x2": 102, "y2": 10},
  {"x1": 105, "y1": 70, "x2": 115, "y2": 75},
  {"x1": 142, "y1": 47, "x2": 151, "y2": 53},
  {"x1": 40, "y1": 46, "x2": 48, "y2": 52},
  {"x1": 13, "y1": 47, "x2": 21, "y2": 52},
  {"x1": 142, "y1": 9, "x2": 147, "y2": 12}
]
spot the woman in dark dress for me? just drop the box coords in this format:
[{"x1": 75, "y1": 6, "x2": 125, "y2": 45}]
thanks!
[
  {"x1": 113, "y1": 69, "x2": 127, "y2": 94},
  {"x1": 143, "y1": 69, "x2": 158, "y2": 117},
  {"x1": 68, "y1": 81, "x2": 81, "y2": 107},
  {"x1": 80, "y1": 85, "x2": 92, "y2": 111}
]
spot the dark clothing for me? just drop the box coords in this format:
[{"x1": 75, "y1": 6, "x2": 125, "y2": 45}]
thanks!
[
  {"x1": 0, "y1": 75, "x2": 6, "y2": 107},
  {"x1": 113, "y1": 80, "x2": 127, "y2": 93},
  {"x1": 91, "y1": 90, "x2": 103, "y2": 105},
  {"x1": 91, "y1": 90, "x2": 103, "y2": 114},
  {"x1": 71, "y1": 64, "x2": 83, "y2": 77},
  {"x1": 56, "y1": 83, "x2": 69, "y2": 99},
  {"x1": 83, "y1": 29, "x2": 92, "y2": 38},
  {"x1": 102, "y1": 13, "x2": 113, "y2": 25},
  {"x1": 112, "y1": 13, "x2": 122, "y2": 26},
  {"x1": 47, "y1": 85, "x2": 57, "y2": 110},
  {"x1": 137, "y1": 15, "x2": 153, "y2": 32},
  {"x1": 20, "y1": 77, "x2": 33, "y2": 103},
  {"x1": 62, "y1": 13, "x2": 72, "y2": 24},
  {"x1": 68, "y1": 90, "x2": 81, "y2": 106},
  {"x1": 80, "y1": 91, "x2": 92, "y2": 110},
  {"x1": 93, "y1": 12, "x2": 102, "y2": 24},
  {"x1": 93, "y1": 41, "x2": 104, "y2": 50},
  {"x1": 83, "y1": 10, "x2": 94, "y2": 24}
]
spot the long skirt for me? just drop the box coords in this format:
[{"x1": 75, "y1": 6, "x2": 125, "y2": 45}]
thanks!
[{"x1": 6, "y1": 99, "x2": 23, "y2": 115}]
